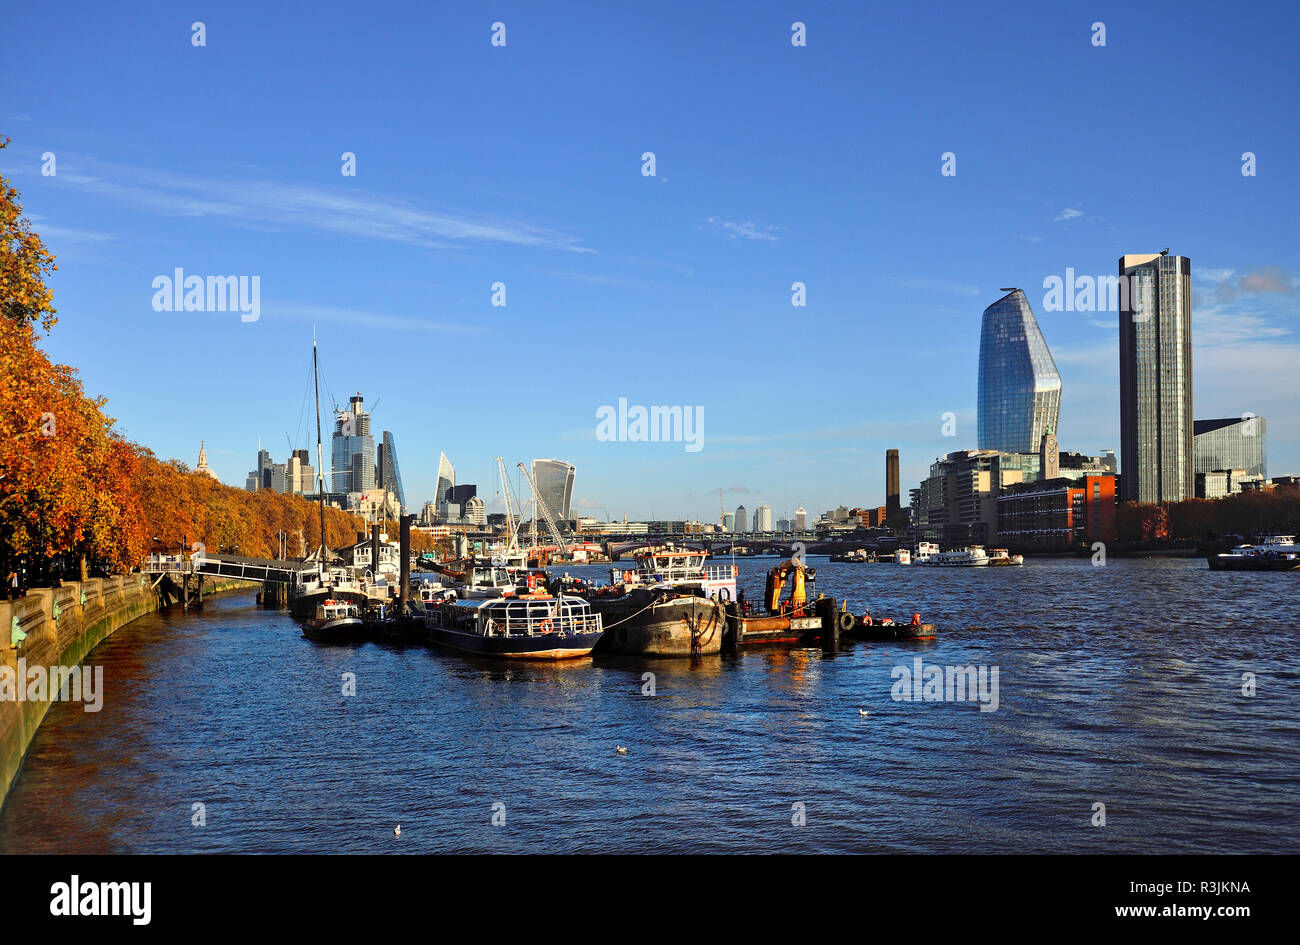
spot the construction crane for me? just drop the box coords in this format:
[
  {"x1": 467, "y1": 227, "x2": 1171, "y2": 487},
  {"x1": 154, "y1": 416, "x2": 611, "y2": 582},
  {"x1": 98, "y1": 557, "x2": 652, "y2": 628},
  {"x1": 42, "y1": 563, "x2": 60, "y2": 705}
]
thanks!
[
  {"x1": 494, "y1": 456, "x2": 521, "y2": 556},
  {"x1": 719, "y1": 488, "x2": 725, "y2": 528},
  {"x1": 517, "y1": 462, "x2": 569, "y2": 557}
]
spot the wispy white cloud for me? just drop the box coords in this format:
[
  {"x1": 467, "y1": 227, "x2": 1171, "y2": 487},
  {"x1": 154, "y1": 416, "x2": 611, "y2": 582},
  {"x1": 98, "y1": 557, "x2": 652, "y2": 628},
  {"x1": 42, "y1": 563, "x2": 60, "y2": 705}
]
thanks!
[
  {"x1": 272, "y1": 301, "x2": 489, "y2": 335},
  {"x1": 1054, "y1": 208, "x2": 1083, "y2": 222},
  {"x1": 39, "y1": 155, "x2": 592, "y2": 253},
  {"x1": 706, "y1": 217, "x2": 782, "y2": 242}
]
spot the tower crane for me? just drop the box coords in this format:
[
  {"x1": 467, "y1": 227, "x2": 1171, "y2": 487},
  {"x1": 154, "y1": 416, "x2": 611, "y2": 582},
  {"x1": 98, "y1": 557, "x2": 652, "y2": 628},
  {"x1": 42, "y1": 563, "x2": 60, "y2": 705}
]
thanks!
[{"x1": 494, "y1": 456, "x2": 521, "y2": 556}]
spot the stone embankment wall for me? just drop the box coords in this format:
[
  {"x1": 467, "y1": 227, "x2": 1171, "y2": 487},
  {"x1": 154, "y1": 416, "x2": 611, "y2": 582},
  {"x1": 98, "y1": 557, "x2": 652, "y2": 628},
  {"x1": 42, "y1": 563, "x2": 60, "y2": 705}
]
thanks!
[{"x1": 0, "y1": 574, "x2": 254, "y2": 805}]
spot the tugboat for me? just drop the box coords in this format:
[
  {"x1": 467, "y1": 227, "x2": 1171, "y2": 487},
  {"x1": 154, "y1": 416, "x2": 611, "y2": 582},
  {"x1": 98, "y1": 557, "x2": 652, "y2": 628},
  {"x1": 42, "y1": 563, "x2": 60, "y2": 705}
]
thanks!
[
  {"x1": 302, "y1": 599, "x2": 365, "y2": 642},
  {"x1": 424, "y1": 590, "x2": 604, "y2": 659},
  {"x1": 728, "y1": 559, "x2": 837, "y2": 647},
  {"x1": 1209, "y1": 535, "x2": 1300, "y2": 571},
  {"x1": 831, "y1": 549, "x2": 876, "y2": 563}
]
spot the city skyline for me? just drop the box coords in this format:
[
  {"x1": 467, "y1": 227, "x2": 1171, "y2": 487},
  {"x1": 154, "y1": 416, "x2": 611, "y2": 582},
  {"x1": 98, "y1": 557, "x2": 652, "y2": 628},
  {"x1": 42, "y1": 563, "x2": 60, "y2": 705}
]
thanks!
[{"x1": 5, "y1": 2, "x2": 1297, "y2": 520}]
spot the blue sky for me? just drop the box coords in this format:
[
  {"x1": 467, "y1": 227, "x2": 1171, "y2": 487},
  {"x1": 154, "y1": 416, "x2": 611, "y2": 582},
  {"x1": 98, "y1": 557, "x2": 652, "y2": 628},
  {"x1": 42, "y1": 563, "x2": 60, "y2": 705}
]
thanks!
[{"x1": 5, "y1": 0, "x2": 1298, "y2": 522}]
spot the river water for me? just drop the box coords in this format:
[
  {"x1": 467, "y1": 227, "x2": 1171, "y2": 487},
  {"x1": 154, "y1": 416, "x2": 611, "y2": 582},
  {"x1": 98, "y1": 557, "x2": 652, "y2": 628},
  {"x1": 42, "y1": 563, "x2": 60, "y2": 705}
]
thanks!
[{"x1": 1, "y1": 556, "x2": 1296, "y2": 854}]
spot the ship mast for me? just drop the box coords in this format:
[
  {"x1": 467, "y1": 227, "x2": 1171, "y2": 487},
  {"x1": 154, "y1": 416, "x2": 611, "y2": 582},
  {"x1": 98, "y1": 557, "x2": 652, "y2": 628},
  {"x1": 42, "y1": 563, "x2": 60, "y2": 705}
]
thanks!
[{"x1": 312, "y1": 331, "x2": 328, "y2": 568}]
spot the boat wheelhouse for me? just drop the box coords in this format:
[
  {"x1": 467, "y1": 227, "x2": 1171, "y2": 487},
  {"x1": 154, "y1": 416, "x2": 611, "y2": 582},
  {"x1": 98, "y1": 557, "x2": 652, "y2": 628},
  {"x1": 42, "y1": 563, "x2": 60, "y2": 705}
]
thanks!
[
  {"x1": 613, "y1": 548, "x2": 738, "y2": 602},
  {"x1": 913, "y1": 542, "x2": 940, "y2": 564},
  {"x1": 425, "y1": 593, "x2": 604, "y2": 659}
]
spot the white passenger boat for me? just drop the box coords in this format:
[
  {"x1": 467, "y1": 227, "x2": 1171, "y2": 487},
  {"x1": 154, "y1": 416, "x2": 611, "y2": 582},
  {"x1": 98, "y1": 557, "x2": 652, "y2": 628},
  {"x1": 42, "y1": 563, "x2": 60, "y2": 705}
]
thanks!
[
  {"x1": 987, "y1": 548, "x2": 1024, "y2": 566},
  {"x1": 1209, "y1": 535, "x2": 1300, "y2": 572},
  {"x1": 919, "y1": 545, "x2": 990, "y2": 567}
]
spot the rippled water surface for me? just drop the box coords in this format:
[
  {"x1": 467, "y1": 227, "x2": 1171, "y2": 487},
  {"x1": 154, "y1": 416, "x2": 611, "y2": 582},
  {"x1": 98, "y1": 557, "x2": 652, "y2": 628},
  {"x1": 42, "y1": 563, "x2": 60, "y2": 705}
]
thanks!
[{"x1": 2, "y1": 556, "x2": 1297, "y2": 853}]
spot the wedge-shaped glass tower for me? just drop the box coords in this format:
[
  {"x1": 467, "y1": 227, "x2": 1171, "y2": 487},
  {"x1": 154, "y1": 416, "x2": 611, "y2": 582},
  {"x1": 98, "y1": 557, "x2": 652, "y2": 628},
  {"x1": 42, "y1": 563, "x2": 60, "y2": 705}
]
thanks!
[{"x1": 977, "y1": 289, "x2": 1061, "y2": 454}]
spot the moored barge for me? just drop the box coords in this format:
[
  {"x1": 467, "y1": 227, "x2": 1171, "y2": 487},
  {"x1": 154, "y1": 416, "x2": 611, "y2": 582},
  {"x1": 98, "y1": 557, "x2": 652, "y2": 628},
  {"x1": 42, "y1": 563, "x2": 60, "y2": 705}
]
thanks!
[{"x1": 424, "y1": 591, "x2": 604, "y2": 659}]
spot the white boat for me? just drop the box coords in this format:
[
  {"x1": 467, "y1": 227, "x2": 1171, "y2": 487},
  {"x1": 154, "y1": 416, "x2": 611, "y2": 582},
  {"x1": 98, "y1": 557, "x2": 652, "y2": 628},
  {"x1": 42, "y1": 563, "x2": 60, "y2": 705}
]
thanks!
[
  {"x1": 1210, "y1": 535, "x2": 1300, "y2": 572},
  {"x1": 912, "y1": 542, "x2": 940, "y2": 564},
  {"x1": 987, "y1": 548, "x2": 1024, "y2": 566},
  {"x1": 302, "y1": 599, "x2": 364, "y2": 641},
  {"x1": 895, "y1": 549, "x2": 912, "y2": 565},
  {"x1": 920, "y1": 545, "x2": 990, "y2": 567}
]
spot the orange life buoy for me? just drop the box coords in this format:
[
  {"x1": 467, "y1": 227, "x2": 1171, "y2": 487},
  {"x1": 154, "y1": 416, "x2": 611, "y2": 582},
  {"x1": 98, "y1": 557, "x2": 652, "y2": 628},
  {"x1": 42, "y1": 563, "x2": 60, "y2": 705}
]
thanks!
[{"x1": 539, "y1": 619, "x2": 554, "y2": 634}]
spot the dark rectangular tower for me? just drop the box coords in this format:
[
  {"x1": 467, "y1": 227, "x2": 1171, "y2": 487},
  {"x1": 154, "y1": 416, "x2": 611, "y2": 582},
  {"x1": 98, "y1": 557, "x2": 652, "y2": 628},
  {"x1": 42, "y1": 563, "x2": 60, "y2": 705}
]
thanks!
[
  {"x1": 885, "y1": 449, "x2": 900, "y2": 518},
  {"x1": 1118, "y1": 252, "x2": 1194, "y2": 503}
]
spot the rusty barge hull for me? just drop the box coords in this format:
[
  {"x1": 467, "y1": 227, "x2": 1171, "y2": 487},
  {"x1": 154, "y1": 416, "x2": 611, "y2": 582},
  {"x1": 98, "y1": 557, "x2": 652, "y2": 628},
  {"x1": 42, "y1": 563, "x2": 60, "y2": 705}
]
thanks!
[
  {"x1": 736, "y1": 614, "x2": 824, "y2": 646},
  {"x1": 589, "y1": 592, "x2": 723, "y2": 657}
]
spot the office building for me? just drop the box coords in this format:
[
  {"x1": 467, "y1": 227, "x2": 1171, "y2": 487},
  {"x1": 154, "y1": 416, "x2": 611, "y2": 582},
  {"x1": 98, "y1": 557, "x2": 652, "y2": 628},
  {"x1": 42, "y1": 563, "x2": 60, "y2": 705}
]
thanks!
[
  {"x1": 435, "y1": 452, "x2": 455, "y2": 517},
  {"x1": 1194, "y1": 417, "x2": 1266, "y2": 480},
  {"x1": 1118, "y1": 252, "x2": 1194, "y2": 502},
  {"x1": 754, "y1": 504, "x2": 773, "y2": 532},
  {"x1": 375, "y1": 431, "x2": 406, "y2": 510},
  {"x1": 258, "y1": 448, "x2": 273, "y2": 490},
  {"x1": 331, "y1": 393, "x2": 375, "y2": 493},
  {"x1": 532, "y1": 459, "x2": 576, "y2": 521},
  {"x1": 723, "y1": 513, "x2": 735, "y2": 532},
  {"x1": 978, "y1": 289, "x2": 1061, "y2": 454},
  {"x1": 734, "y1": 505, "x2": 748, "y2": 533},
  {"x1": 997, "y1": 475, "x2": 1117, "y2": 550},
  {"x1": 795, "y1": 506, "x2": 807, "y2": 530},
  {"x1": 463, "y1": 495, "x2": 486, "y2": 527}
]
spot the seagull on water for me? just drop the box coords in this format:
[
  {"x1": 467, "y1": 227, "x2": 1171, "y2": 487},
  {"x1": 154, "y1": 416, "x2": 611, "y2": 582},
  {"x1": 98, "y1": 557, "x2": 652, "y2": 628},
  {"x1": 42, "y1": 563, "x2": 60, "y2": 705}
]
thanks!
[
  {"x1": 616, "y1": 746, "x2": 628, "y2": 755},
  {"x1": 394, "y1": 824, "x2": 401, "y2": 837},
  {"x1": 859, "y1": 709, "x2": 870, "y2": 717}
]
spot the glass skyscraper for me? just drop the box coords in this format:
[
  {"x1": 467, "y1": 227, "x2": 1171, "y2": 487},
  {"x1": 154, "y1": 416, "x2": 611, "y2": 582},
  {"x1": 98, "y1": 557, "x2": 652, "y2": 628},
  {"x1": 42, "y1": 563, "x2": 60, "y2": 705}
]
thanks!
[
  {"x1": 434, "y1": 452, "x2": 455, "y2": 518},
  {"x1": 1194, "y1": 417, "x2": 1266, "y2": 479},
  {"x1": 1118, "y1": 253, "x2": 1194, "y2": 503},
  {"x1": 330, "y1": 393, "x2": 375, "y2": 493},
  {"x1": 532, "y1": 459, "x2": 576, "y2": 521},
  {"x1": 376, "y1": 431, "x2": 405, "y2": 509},
  {"x1": 977, "y1": 289, "x2": 1061, "y2": 454}
]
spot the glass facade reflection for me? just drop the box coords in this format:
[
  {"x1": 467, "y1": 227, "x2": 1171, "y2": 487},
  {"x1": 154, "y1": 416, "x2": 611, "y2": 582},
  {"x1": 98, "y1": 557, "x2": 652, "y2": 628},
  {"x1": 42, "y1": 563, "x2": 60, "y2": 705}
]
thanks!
[
  {"x1": 977, "y1": 289, "x2": 1061, "y2": 454},
  {"x1": 1118, "y1": 253, "x2": 1194, "y2": 503},
  {"x1": 532, "y1": 458, "x2": 576, "y2": 521},
  {"x1": 1194, "y1": 417, "x2": 1266, "y2": 479}
]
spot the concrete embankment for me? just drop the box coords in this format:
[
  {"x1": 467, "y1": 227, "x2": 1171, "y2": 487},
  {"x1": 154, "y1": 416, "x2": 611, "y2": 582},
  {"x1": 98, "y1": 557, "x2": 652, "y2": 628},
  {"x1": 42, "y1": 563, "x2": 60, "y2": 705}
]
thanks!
[{"x1": 0, "y1": 574, "x2": 255, "y2": 806}]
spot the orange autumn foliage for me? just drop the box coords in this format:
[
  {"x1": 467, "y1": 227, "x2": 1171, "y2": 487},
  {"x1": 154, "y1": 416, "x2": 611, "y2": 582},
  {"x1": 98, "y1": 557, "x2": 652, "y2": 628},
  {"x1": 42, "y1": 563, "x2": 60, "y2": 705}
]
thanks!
[{"x1": 1, "y1": 146, "x2": 390, "y2": 574}]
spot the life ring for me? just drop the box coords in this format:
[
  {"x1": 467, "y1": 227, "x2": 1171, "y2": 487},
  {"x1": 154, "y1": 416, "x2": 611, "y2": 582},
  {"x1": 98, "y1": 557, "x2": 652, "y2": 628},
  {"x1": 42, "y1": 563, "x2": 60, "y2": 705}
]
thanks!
[{"x1": 539, "y1": 619, "x2": 554, "y2": 635}]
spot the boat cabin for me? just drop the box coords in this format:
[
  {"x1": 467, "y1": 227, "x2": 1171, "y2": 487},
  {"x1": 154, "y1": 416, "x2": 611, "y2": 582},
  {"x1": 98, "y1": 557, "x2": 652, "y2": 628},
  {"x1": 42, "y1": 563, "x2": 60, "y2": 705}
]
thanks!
[{"x1": 432, "y1": 595, "x2": 602, "y2": 639}]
